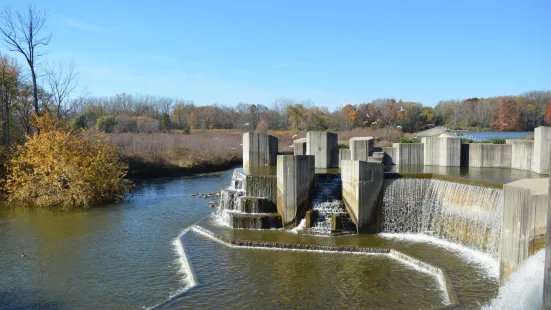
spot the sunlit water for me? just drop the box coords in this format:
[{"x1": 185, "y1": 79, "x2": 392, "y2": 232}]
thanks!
[
  {"x1": 0, "y1": 170, "x2": 515, "y2": 309},
  {"x1": 483, "y1": 248, "x2": 546, "y2": 310},
  {"x1": 0, "y1": 174, "x2": 230, "y2": 309}
]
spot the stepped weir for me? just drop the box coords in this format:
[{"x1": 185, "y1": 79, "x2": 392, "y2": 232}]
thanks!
[{"x1": 214, "y1": 129, "x2": 550, "y2": 296}]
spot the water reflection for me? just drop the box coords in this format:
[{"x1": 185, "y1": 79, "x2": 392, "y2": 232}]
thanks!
[{"x1": 385, "y1": 165, "x2": 543, "y2": 183}]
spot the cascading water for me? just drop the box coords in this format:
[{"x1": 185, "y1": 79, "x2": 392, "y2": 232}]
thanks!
[
  {"x1": 381, "y1": 178, "x2": 503, "y2": 256},
  {"x1": 308, "y1": 174, "x2": 355, "y2": 235},
  {"x1": 214, "y1": 171, "x2": 245, "y2": 227},
  {"x1": 214, "y1": 170, "x2": 282, "y2": 229},
  {"x1": 482, "y1": 248, "x2": 545, "y2": 310}
]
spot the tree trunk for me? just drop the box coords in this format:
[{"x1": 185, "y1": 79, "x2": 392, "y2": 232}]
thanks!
[
  {"x1": 5, "y1": 98, "x2": 9, "y2": 145},
  {"x1": 31, "y1": 68, "x2": 39, "y2": 114}
]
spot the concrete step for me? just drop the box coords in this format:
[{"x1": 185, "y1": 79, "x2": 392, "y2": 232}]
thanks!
[
  {"x1": 367, "y1": 156, "x2": 383, "y2": 164},
  {"x1": 373, "y1": 152, "x2": 385, "y2": 159}
]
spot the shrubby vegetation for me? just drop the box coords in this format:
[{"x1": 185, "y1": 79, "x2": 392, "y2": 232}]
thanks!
[
  {"x1": 399, "y1": 137, "x2": 421, "y2": 144},
  {"x1": 5, "y1": 113, "x2": 131, "y2": 209},
  {"x1": 460, "y1": 138, "x2": 506, "y2": 144}
]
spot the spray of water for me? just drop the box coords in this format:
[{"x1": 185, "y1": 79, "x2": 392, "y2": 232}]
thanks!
[
  {"x1": 482, "y1": 248, "x2": 545, "y2": 310},
  {"x1": 289, "y1": 219, "x2": 306, "y2": 234}
]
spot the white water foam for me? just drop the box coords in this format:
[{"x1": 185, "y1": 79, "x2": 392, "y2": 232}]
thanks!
[
  {"x1": 482, "y1": 248, "x2": 545, "y2": 310},
  {"x1": 388, "y1": 250, "x2": 451, "y2": 305},
  {"x1": 288, "y1": 219, "x2": 306, "y2": 234},
  {"x1": 171, "y1": 228, "x2": 198, "y2": 294},
  {"x1": 379, "y1": 232, "x2": 499, "y2": 278},
  {"x1": 146, "y1": 228, "x2": 198, "y2": 310}
]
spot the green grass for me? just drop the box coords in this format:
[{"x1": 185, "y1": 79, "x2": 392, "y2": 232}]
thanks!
[
  {"x1": 399, "y1": 137, "x2": 421, "y2": 143},
  {"x1": 460, "y1": 138, "x2": 506, "y2": 144}
]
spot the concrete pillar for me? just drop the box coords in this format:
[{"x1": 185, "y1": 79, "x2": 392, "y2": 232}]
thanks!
[
  {"x1": 305, "y1": 210, "x2": 317, "y2": 229},
  {"x1": 293, "y1": 138, "x2": 307, "y2": 156},
  {"x1": 500, "y1": 178, "x2": 549, "y2": 281},
  {"x1": 422, "y1": 137, "x2": 460, "y2": 167},
  {"x1": 350, "y1": 137, "x2": 374, "y2": 161},
  {"x1": 543, "y1": 151, "x2": 551, "y2": 309},
  {"x1": 306, "y1": 131, "x2": 339, "y2": 168},
  {"x1": 507, "y1": 139, "x2": 533, "y2": 171},
  {"x1": 339, "y1": 149, "x2": 351, "y2": 163},
  {"x1": 276, "y1": 155, "x2": 315, "y2": 228},
  {"x1": 532, "y1": 126, "x2": 551, "y2": 174},
  {"x1": 341, "y1": 160, "x2": 384, "y2": 233},
  {"x1": 243, "y1": 132, "x2": 278, "y2": 168},
  {"x1": 466, "y1": 144, "x2": 512, "y2": 168},
  {"x1": 393, "y1": 143, "x2": 424, "y2": 165}
]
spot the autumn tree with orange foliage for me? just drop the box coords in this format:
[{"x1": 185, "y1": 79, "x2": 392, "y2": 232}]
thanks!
[
  {"x1": 491, "y1": 98, "x2": 524, "y2": 131},
  {"x1": 340, "y1": 104, "x2": 358, "y2": 130},
  {"x1": 5, "y1": 112, "x2": 131, "y2": 209}
]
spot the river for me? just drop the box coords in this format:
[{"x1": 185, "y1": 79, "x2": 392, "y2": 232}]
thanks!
[{"x1": 0, "y1": 170, "x2": 503, "y2": 309}]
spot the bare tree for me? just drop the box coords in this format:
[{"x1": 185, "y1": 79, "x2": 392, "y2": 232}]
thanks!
[
  {"x1": 45, "y1": 61, "x2": 84, "y2": 121},
  {"x1": 0, "y1": 4, "x2": 51, "y2": 115}
]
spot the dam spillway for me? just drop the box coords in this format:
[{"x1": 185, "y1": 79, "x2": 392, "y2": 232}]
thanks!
[
  {"x1": 380, "y1": 178, "x2": 503, "y2": 256},
  {"x1": 208, "y1": 130, "x2": 550, "y2": 308}
]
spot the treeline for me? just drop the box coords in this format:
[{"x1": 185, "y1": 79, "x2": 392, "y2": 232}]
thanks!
[
  {"x1": 2, "y1": 53, "x2": 550, "y2": 141},
  {"x1": 72, "y1": 91, "x2": 551, "y2": 136}
]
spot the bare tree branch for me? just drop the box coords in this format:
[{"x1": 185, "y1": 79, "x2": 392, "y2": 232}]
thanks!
[
  {"x1": 0, "y1": 4, "x2": 51, "y2": 115},
  {"x1": 45, "y1": 61, "x2": 86, "y2": 122}
]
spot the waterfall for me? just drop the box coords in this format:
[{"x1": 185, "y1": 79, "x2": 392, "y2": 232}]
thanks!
[
  {"x1": 381, "y1": 178, "x2": 503, "y2": 256},
  {"x1": 482, "y1": 248, "x2": 545, "y2": 310},
  {"x1": 214, "y1": 170, "x2": 282, "y2": 230},
  {"x1": 214, "y1": 171, "x2": 245, "y2": 227},
  {"x1": 308, "y1": 174, "x2": 355, "y2": 235}
]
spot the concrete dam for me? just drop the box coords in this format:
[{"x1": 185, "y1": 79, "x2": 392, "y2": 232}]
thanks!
[{"x1": 209, "y1": 129, "x2": 551, "y2": 308}]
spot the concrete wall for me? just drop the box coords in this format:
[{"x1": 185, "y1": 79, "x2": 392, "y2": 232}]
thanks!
[
  {"x1": 392, "y1": 143, "x2": 424, "y2": 166},
  {"x1": 500, "y1": 178, "x2": 550, "y2": 281},
  {"x1": 532, "y1": 126, "x2": 551, "y2": 174},
  {"x1": 350, "y1": 137, "x2": 374, "y2": 161},
  {"x1": 465, "y1": 144, "x2": 513, "y2": 168},
  {"x1": 293, "y1": 138, "x2": 307, "y2": 156},
  {"x1": 543, "y1": 151, "x2": 551, "y2": 309},
  {"x1": 422, "y1": 137, "x2": 461, "y2": 167},
  {"x1": 341, "y1": 160, "x2": 384, "y2": 233},
  {"x1": 339, "y1": 149, "x2": 351, "y2": 163},
  {"x1": 276, "y1": 155, "x2": 315, "y2": 228},
  {"x1": 243, "y1": 132, "x2": 278, "y2": 168},
  {"x1": 306, "y1": 131, "x2": 339, "y2": 168},
  {"x1": 507, "y1": 139, "x2": 533, "y2": 171}
]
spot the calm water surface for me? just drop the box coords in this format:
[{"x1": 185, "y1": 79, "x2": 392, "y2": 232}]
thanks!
[
  {"x1": 453, "y1": 131, "x2": 533, "y2": 140},
  {"x1": 0, "y1": 170, "x2": 500, "y2": 309}
]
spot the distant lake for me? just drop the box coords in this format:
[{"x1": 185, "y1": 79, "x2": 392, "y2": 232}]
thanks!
[{"x1": 453, "y1": 131, "x2": 533, "y2": 141}]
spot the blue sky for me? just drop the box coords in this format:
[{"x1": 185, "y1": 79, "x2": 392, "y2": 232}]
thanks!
[{"x1": 4, "y1": 0, "x2": 550, "y2": 109}]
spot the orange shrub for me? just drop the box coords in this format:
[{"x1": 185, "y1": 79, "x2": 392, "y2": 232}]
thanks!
[{"x1": 5, "y1": 113, "x2": 131, "y2": 209}]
